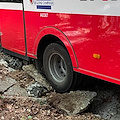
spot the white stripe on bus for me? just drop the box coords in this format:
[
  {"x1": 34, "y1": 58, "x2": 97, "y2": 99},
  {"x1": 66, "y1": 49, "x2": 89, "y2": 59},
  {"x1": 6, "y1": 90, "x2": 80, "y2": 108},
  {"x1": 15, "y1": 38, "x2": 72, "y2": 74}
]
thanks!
[{"x1": 0, "y1": 3, "x2": 22, "y2": 10}]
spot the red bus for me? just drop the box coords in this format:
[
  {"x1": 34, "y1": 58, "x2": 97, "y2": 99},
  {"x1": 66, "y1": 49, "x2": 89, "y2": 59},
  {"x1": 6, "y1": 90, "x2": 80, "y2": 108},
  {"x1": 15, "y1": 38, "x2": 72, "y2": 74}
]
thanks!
[{"x1": 0, "y1": 0, "x2": 120, "y2": 92}]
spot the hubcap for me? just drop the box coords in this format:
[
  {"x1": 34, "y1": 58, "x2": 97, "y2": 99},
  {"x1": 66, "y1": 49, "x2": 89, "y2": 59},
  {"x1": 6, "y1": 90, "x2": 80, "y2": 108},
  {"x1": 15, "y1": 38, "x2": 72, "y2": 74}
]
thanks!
[{"x1": 48, "y1": 53, "x2": 67, "y2": 82}]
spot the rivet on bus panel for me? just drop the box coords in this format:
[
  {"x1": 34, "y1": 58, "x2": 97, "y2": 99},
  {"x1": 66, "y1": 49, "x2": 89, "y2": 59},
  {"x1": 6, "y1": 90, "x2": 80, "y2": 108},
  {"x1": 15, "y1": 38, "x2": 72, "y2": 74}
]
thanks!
[{"x1": 93, "y1": 54, "x2": 101, "y2": 59}]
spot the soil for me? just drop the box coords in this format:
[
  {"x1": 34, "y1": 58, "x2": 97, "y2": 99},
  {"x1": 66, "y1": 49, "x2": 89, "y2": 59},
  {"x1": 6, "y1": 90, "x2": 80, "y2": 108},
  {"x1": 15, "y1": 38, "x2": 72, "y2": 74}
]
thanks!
[{"x1": 0, "y1": 96, "x2": 104, "y2": 120}]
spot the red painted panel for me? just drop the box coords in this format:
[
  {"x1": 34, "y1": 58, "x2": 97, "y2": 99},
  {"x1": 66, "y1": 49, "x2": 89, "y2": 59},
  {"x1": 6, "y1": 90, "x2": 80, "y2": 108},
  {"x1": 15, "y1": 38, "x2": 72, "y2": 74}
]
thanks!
[
  {"x1": 24, "y1": 11, "x2": 120, "y2": 84},
  {"x1": 1, "y1": 8, "x2": 120, "y2": 84},
  {"x1": 0, "y1": 9, "x2": 25, "y2": 55},
  {"x1": 70, "y1": 15, "x2": 120, "y2": 80}
]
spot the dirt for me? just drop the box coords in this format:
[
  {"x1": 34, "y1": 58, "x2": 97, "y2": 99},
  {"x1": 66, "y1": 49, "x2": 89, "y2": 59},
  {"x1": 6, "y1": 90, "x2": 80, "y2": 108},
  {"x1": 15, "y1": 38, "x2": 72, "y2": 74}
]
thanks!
[
  {"x1": 0, "y1": 96, "x2": 104, "y2": 120},
  {"x1": 9, "y1": 70, "x2": 35, "y2": 88}
]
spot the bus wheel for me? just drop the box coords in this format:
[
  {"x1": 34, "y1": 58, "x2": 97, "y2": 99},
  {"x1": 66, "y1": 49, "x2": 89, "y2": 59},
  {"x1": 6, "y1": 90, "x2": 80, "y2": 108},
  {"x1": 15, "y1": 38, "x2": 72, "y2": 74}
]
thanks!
[{"x1": 43, "y1": 43, "x2": 74, "y2": 92}]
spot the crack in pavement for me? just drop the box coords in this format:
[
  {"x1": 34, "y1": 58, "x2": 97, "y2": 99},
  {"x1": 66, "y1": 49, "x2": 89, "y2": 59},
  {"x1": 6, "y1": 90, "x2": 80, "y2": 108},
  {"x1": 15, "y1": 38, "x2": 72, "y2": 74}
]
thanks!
[{"x1": 0, "y1": 83, "x2": 17, "y2": 95}]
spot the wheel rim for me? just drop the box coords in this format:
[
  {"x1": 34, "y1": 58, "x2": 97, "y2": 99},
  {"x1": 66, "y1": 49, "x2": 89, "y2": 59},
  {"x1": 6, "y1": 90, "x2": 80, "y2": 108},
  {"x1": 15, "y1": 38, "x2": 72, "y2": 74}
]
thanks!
[{"x1": 48, "y1": 53, "x2": 67, "y2": 83}]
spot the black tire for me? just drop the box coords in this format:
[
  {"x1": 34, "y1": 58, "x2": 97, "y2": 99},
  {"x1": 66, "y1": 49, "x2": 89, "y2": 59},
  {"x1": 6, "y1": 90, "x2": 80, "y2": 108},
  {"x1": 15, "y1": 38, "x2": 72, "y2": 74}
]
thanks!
[
  {"x1": 35, "y1": 58, "x2": 44, "y2": 74},
  {"x1": 43, "y1": 43, "x2": 74, "y2": 92}
]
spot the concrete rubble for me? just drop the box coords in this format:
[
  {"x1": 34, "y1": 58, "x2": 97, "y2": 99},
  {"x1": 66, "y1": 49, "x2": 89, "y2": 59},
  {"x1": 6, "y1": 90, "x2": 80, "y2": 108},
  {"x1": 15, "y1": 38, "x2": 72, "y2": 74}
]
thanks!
[
  {"x1": 0, "y1": 58, "x2": 98, "y2": 115},
  {"x1": 0, "y1": 77, "x2": 17, "y2": 93},
  {"x1": 4, "y1": 84, "x2": 28, "y2": 97},
  {"x1": 48, "y1": 91, "x2": 97, "y2": 115},
  {"x1": 27, "y1": 82, "x2": 48, "y2": 97},
  {"x1": 22, "y1": 64, "x2": 53, "y2": 91},
  {"x1": 0, "y1": 59, "x2": 28, "y2": 97}
]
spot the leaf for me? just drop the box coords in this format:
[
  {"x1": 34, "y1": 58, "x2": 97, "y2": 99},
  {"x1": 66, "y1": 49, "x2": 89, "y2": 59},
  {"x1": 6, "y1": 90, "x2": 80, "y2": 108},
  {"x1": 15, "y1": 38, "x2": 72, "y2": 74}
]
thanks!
[{"x1": 28, "y1": 116, "x2": 32, "y2": 119}]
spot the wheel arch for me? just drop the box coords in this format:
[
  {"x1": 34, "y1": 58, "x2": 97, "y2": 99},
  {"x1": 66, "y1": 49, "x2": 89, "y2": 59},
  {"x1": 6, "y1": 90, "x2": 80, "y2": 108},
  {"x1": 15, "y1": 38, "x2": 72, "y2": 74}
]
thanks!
[{"x1": 33, "y1": 27, "x2": 78, "y2": 69}]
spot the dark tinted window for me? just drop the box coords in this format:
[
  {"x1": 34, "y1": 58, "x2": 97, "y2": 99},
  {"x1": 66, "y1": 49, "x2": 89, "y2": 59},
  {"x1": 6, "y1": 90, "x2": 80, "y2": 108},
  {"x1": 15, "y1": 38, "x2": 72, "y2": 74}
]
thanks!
[{"x1": 0, "y1": 0, "x2": 22, "y2": 3}]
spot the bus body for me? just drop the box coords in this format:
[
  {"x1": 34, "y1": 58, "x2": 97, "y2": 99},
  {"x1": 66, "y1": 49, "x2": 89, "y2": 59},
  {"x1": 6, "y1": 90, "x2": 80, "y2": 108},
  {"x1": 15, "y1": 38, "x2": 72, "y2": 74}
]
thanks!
[{"x1": 0, "y1": 0, "x2": 120, "y2": 92}]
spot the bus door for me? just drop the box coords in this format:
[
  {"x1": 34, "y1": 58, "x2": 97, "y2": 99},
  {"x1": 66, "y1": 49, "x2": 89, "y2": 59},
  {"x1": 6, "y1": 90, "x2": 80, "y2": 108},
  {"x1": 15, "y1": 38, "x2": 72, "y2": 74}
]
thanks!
[{"x1": 0, "y1": 0, "x2": 26, "y2": 55}]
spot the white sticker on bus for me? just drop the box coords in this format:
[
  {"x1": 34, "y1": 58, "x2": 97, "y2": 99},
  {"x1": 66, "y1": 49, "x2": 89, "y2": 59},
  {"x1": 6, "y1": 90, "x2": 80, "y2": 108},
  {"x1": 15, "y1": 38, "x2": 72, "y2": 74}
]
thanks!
[{"x1": 34, "y1": 0, "x2": 54, "y2": 9}]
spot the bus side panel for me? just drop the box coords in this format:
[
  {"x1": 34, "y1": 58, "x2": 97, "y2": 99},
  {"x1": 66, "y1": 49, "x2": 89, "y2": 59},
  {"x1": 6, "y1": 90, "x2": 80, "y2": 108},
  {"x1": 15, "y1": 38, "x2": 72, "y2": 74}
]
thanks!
[
  {"x1": 0, "y1": 8, "x2": 26, "y2": 55},
  {"x1": 24, "y1": 0, "x2": 120, "y2": 83},
  {"x1": 24, "y1": 11, "x2": 78, "y2": 67},
  {"x1": 66, "y1": 15, "x2": 120, "y2": 81},
  {"x1": 24, "y1": 11, "x2": 120, "y2": 83}
]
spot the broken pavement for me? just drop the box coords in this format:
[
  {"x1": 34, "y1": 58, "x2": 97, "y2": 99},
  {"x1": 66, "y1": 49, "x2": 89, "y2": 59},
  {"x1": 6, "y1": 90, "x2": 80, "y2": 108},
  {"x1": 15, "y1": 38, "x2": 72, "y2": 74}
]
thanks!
[{"x1": 0, "y1": 55, "x2": 103, "y2": 120}]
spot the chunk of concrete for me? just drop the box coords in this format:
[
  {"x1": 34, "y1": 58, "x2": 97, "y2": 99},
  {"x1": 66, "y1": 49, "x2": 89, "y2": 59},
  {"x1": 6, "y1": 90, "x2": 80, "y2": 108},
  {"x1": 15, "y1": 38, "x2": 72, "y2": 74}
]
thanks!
[
  {"x1": 0, "y1": 59, "x2": 15, "y2": 72},
  {"x1": 22, "y1": 64, "x2": 53, "y2": 91},
  {"x1": 0, "y1": 77, "x2": 17, "y2": 93},
  {"x1": 48, "y1": 91, "x2": 97, "y2": 115},
  {"x1": 27, "y1": 82, "x2": 48, "y2": 97},
  {"x1": 4, "y1": 84, "x2": 28, "y2": 97},
  {"x1": 0, "y1": 59, "x2": 8, "y2": 67}
]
